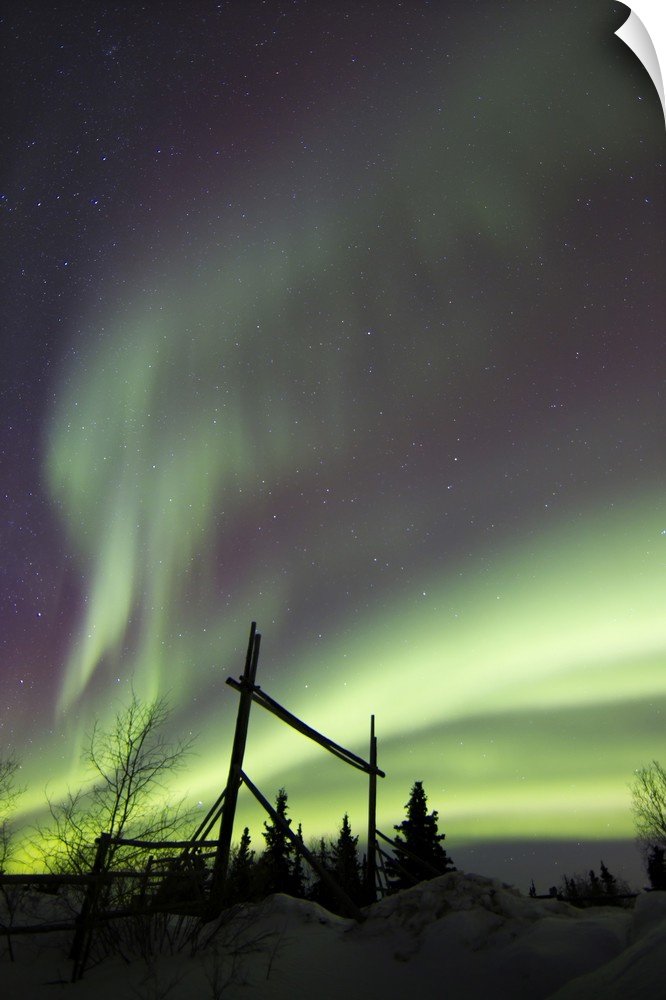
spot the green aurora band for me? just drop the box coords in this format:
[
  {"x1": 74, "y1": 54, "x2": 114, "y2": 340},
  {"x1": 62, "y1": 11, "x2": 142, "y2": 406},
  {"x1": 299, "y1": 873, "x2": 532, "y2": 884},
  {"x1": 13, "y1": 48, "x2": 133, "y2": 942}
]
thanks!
[
  {"x1": 37, "y1": 238, "x2": 665, "y2": 848},
  {"x1": 9, "y1": 3, "x2": 664, "y2": 873}
]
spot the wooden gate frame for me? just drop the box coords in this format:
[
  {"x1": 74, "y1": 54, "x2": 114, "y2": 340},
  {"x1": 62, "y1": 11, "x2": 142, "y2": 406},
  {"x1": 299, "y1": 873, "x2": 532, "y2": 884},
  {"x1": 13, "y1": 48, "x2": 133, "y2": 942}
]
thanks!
[{"x1": 206, "y1": 622, "x2": 385, "y2": 919}]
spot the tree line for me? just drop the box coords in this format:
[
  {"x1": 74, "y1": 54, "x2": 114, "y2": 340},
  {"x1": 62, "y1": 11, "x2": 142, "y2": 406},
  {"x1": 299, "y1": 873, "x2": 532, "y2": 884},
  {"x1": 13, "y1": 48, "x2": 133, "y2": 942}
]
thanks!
[
  {"x1": 2, "y1": 693, "x2": 666, "y2": 908},
  {"x1": 529, "y1": 859, "x2": 632, "y2": 907},
  {"x1": 0, "y1": 694, "x2": 454, "y2": 915},
  {"x1": 223, "y1": 777, "x2": 455, "y2": 911}
]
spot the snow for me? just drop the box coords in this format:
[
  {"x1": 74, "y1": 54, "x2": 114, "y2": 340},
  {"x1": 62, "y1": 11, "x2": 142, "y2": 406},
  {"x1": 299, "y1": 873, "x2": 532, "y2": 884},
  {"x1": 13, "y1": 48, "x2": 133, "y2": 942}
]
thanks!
[
  {"x1": 2, "y1": 873, "x2": 665, "y2": 999},
  {"x1": 547, "y1": 892, "x2": 666, "y2": 1000}
]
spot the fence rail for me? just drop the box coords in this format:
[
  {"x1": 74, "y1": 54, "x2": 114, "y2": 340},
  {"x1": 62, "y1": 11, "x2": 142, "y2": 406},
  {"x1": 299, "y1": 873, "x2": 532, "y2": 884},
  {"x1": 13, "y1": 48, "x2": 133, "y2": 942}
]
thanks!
[{"x1": 0, "y1": 832, "x2": 213, "y2": 977}]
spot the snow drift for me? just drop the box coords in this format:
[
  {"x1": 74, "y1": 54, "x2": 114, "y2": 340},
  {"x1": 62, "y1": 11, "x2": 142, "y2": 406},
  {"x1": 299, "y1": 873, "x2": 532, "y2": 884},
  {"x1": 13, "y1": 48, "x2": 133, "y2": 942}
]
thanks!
[{"x1": 3, "y1": 872, "x2": 665, "y2": 999}]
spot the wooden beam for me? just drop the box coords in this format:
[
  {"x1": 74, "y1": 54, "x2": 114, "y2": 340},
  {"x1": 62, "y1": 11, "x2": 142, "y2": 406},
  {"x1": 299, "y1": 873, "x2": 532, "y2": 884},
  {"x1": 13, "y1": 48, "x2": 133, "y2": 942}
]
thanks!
[
  {"x1": 101, "y1": 837, "x2": 220, "y2": 850},
  {"x1": 240, "y1": 769, "x2": 365, "y2": 922},
  {"x1": 182, "y1": 787, "x2": 226, "y2": 854},
  {"x1": 365, "y1": 714, "x2": 378, "y2": 903},
  {"x1": 225, "y1": 678, "x2": 385, "y2": 777},
  {"x1": 206, "y1": 622, "x2": 260, "y2": 917}
]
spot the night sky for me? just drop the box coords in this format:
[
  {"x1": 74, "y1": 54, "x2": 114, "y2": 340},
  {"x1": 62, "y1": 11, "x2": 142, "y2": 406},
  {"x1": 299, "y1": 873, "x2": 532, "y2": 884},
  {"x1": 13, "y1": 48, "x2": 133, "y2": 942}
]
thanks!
[{"x1": 2, "y1": 2, "x2": 664, "y2": 889}]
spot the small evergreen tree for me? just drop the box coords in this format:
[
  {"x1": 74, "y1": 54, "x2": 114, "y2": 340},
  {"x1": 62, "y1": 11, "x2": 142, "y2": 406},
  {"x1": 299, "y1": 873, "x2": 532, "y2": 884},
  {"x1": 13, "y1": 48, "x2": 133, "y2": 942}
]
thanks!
[
  {"x1": 308, "y1": 837, "x2": 333, "y2": 906},
  {"x1": 558, "y1": 863, "x2": 629, "y2": 908},
  {"x1": 330, "y1": 813, "x2": 363, "y2": 904},
  {"x1": 562, "y1": 874, "x2": 578, "y2": 900},
  {"x1": 256, "y1": 788, "x2": 294, "y2": 896},
  {"x1": 226, "y1": 826, "x2": 255, "y2": 904},
  {"x1": 386, "y1": 780, "x2": 454, "y2": 891},
  {"x1": 306, "y1": 817, "x2": 364, "y2": 914},
  {"x1": 646, "y1": 845, "x2": 666, "y2": 890},
  {"x1": 588, "y1": 868, "x2": 601, "y2": 896},
  {"x1": 291, "y1": 823, "x2": 306, "y2": 898},
  {"x1": 599, "y1": 860, "x2": 616, "y2": 896},
  {"x1": 255, "y1": 788, "x2": 305, "y2": 898}
]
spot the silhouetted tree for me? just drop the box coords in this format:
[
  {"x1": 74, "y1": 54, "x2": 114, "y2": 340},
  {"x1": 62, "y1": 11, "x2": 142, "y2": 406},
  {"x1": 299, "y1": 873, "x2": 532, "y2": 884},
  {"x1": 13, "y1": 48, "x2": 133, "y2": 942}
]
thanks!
[
  {"x1": 36, "y1": 694, "x2": 194, "y2": 878},
  {"x1": 330, "y1": 813, "x2": 363, "y2": 903},
  {"x1": 386, "y1": 780, "x2": 455, "y2": 891},
  {"x1": 562, "y1": 874, "x2": 578, "y2": 901},
  {"x1": 588, "y1": 868, "x2": 601, "y2": 896},
  {"x1": 0, "y1": 753, "x2": 22, "y2": 872},
  {"x1": 309, "y1": 815, "x2": 364, "y2": 913},
  {"x1": 632, "y1": 760, "x2": 666, "y2": 851},
  {"x1": 255, "y1": 788, "x2": 301, "y2": 897},
  {"x1": 307, "y1": 837, "x2": 333, "y2": 906},
  {"x1": 558, "y1": 862, "x2": 629, "y2": 907},
  {"x1": 226, "y1": 826, "x2": 255, "y2": 903},
  {"x1": 599, "y1": 860, "x2": 616, "y2": 896},
  {"x1": 291, "y1": 823, "x2": 306, "y2": 898},
  {"x1": 646, "y1": 845, "x2": 666, "y2": 890}
]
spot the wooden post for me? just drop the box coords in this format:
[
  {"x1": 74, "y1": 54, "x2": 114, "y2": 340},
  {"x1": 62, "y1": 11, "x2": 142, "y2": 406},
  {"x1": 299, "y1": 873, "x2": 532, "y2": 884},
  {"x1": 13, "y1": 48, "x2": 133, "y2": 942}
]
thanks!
[
  {"x1": 70, "y1": 831, "x2": 111, "y2": 980},
  {"x1": 207, "y1": 622, "x2": 260, "y2": 917},
  {"x1": 365, "y1": 714, "x2": 377, "y2": 903}
]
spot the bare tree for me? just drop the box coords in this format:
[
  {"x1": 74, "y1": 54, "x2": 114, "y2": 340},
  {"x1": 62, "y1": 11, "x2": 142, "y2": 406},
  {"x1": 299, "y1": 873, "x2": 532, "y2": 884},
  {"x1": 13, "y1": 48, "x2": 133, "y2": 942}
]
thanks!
[
  {"x1": 631, "y1": 760, "x2": 666, "y2": 854},
  {"x1": 0, "y1": 753, "x2": 22, "y2": 872},
  {"x1": 37, "y1": 693, "x2": 194, "y2": 875}
]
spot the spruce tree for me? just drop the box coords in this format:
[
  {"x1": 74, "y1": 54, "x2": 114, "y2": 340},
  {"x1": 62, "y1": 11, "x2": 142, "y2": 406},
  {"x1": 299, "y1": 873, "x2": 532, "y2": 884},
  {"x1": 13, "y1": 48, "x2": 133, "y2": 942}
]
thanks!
[
  {"x1": 330, "y1": 814, "x2": 363, "y2": 905},
  {"x1": 558, "y1": 864, "x2": 629, "y2": 907},
  {"x1": 257, "y1": 788, "x2": 295, "y2": 896},
  {"x1": 599, "y1": 860, "x2": 616, "y2": 896},
  {"x1": 308, "y1": 837, "x2": 333, "y2": 906},
  {"x1": 588, "y1": 868, "x2": 601, "y2": 898},
  {"x1": 227, "y1": 826, "x2": 255, "y2": 903},
  {"x1": 562, "y1": 875, "x2": 577, "y2": 900},
  {"x1": 386, "y1": 780, "x2": 454, "y2": 891},
  {"x1": 307, "y1": 817, "x2": 363, "y2": 914},
  {"x1": 646, "y1": 845, "x2": 666, "y2": 890},
  {"x1": 291, "y1": 822, "x2": 306, "y2": 898}
]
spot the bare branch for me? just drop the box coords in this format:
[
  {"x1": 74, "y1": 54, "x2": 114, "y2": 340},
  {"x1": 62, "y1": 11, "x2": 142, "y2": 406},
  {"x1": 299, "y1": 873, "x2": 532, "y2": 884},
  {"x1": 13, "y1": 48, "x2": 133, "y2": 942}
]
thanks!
[
  {"x1": 0, "y1": 753, "x2": 23, "y2": 871},
  {"x1": 631, "y1": 760, "x2": 666, "y2": 851},
  {"x1": 34, "y1": 694, "x2": 195, "y2": 878}
]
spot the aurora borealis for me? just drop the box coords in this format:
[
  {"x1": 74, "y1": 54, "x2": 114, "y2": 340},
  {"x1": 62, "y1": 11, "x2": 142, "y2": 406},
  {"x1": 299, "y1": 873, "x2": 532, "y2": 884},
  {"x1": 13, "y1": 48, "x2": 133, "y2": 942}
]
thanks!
[{"x1": 2, "y1": 2, "x2": 665, "y2": 888}]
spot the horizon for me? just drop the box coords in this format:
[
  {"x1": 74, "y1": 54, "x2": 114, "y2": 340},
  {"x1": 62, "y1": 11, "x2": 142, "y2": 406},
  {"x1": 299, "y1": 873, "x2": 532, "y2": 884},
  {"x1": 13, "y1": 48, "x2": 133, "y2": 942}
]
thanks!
[{"x1": 2, "y1": 2, "x2": 664, "y2": 898}]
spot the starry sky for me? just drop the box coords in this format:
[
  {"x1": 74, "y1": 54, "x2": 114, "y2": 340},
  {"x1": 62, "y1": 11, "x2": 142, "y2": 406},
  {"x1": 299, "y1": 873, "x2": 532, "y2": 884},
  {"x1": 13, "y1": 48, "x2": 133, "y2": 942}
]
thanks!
[{"x1": 1, "y1": 1, "x2": 664, "y2": 889}]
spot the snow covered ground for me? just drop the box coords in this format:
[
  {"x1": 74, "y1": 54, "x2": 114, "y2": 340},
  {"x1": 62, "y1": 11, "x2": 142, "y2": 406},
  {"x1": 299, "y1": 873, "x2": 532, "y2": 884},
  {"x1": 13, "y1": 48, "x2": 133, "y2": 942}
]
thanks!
[{"x1": 3, "y1": 872, "x2": 665, "y2": 999}]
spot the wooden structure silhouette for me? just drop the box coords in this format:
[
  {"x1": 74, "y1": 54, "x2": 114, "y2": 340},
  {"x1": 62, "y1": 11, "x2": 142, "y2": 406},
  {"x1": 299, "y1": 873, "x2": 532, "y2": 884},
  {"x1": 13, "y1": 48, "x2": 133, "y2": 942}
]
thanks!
[
  {"x1": 206, "y1": 621, "x2": 385, "y2": 918},
  {"x1": 3, "y1": 622, "x2": 387, "y2": 980}
]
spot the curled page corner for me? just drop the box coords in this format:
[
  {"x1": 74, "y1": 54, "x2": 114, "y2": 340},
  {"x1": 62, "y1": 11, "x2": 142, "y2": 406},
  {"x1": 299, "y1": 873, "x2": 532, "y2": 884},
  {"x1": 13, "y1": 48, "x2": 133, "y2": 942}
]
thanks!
[{"x1": 615, "y1": 5, "x2": 666, "y2": 128}]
